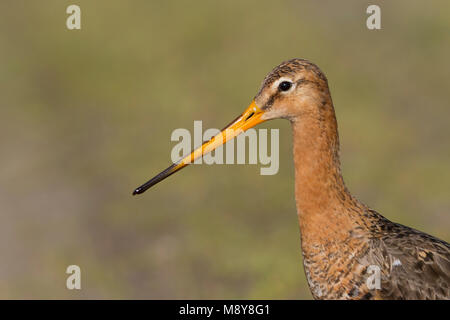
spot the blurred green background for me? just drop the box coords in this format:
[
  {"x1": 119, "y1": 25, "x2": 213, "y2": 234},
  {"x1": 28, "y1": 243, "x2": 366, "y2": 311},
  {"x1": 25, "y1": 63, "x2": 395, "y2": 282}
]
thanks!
[{"x1": 0, "y1": 0, "x2": 449, "y2": 299}]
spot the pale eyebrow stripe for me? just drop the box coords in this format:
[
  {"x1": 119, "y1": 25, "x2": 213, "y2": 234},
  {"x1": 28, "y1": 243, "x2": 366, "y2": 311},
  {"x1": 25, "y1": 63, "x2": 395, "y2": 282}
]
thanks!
[{"x1": 272, "y1": 77, "x2": 293, "y2": 89}]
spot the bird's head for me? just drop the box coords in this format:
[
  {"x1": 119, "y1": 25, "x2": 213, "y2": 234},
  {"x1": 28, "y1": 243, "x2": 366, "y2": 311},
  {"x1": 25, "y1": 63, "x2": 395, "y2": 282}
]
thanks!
[{"x1": 256, "y1": 58, "x2": 331, "y2": 122}]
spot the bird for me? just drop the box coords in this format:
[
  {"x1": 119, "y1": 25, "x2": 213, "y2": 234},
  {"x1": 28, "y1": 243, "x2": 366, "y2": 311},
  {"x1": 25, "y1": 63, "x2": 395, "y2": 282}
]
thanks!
[{"x1": 133, "y1": 58, "x2": 450, "y2": 300}]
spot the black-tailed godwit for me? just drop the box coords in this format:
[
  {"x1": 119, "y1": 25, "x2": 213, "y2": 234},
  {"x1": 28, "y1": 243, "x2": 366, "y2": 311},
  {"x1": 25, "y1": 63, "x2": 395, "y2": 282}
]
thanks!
[{"x1": 133, "y1": 59, "x2": 450, "y2": 300}]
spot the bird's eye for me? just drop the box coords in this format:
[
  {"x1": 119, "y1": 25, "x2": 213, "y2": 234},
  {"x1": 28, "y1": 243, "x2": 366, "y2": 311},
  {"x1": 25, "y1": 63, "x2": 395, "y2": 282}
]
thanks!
[{"x1": 278, "y1": 81, "x2": 292, "y2": 92}]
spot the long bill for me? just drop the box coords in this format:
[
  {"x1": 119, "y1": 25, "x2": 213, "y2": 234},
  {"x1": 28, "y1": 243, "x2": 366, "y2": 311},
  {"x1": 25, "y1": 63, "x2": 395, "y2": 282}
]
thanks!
[{"x1": 132, "y1": 100, "x2": 266, "y2": 195}]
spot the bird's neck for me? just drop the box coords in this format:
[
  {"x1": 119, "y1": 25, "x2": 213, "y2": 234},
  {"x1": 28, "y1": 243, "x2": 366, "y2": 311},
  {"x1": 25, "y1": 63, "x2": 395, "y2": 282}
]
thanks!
[{"x1": 291, "y1": 103, "x2": 367, "y2": 245}]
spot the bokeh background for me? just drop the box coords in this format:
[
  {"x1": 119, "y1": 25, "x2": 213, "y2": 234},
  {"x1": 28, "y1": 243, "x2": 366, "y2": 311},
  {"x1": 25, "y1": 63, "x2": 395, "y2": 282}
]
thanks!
[{"x1": 1, "y1": 0, "x2": 449, "y2": 299}]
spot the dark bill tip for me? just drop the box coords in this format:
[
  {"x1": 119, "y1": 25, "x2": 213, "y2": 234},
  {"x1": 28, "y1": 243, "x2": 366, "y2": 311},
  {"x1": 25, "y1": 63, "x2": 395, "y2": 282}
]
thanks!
[
  {"x1": 132, "y1": 187, "x2": 145, "y2": 195},
  {"x1": 132, "y1": 162, "x2": 183, "y2": 196}
]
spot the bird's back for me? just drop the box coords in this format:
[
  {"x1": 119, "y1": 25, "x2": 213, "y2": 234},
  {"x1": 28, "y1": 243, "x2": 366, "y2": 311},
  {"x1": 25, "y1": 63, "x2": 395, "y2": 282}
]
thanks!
[{"x1": 367, "y1": 213, "x2": 450, "y2": 299}]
